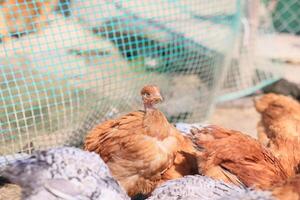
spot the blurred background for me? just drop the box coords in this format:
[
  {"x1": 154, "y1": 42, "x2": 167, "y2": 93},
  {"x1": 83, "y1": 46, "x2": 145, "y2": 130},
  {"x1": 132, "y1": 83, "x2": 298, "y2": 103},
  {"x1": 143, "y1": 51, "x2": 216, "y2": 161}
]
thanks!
[
  {"x1": 0, "y1": 0, "x2": 299, "y2": 163},
  {"x1": 212, "y1": 0, "x2": 300, "y2": 135}
]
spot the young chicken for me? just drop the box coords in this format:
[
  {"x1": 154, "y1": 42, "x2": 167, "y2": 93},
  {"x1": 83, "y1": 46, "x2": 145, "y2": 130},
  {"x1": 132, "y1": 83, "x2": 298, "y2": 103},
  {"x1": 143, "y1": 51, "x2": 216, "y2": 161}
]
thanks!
[
  {"x1": 0, "y1": 0, "x2": 58, "y2": 42},
  {"x1": 254, "y1": 93, "x2": 300, "y2": 176},
  {"x1": 1, "y1": 147, "x2": 129, "y2": 200},
  {"x1": 190, "y1": 125, "x2": 288, "y2": 190},
  {"x1": 148, "y1": 175, "x2": 274, "y2": 200},
  {"x1": 254, "y1": 93, "x2": 300, "y2": 145},
  {"x1": 84, "y1": 85, "x2": 197, "y2": 197}
]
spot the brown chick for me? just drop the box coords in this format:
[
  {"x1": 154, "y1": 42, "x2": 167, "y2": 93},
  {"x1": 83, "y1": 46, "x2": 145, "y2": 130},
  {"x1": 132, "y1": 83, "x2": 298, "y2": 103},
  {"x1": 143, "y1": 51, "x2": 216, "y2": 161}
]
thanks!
[
  {"x1": 272, "y1": 174, "x2": 300, "y2": 200},
  {"x1": 190, "y1": 125, "x2": 288, "y2": 190},
  {"x1": 255, "y1": 93, "x2": 300, "y2": 176},
  {"x1": 254, "y1": 93, "x2": 300, "y2": 145},
  {"x1": 0, "y1": 0, "x2": 58, "y2": 42},
  {"x1": 84, "y1": 85, "x2": 197, "y2": 197}
]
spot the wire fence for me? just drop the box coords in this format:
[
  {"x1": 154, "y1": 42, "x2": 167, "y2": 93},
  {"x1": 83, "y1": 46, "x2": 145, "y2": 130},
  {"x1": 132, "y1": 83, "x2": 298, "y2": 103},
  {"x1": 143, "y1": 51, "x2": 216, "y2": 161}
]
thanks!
[
  {"x1": 218, "y1": 0, "x2": 284, "y2": 101},
  {"x1": 1, "y1": 0, "x2": 297, "y2": 163},
  {"x1": 269, "y1": 0, "x2": 300, "y2": 35},
  {"x1": 0, "y1": 0, "x2": 240, "y2": 162}
]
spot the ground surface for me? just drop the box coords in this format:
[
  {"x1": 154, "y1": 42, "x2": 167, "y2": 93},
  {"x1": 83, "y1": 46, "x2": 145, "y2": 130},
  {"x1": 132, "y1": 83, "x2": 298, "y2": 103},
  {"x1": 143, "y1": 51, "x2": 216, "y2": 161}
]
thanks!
[{"x1": 209, "y1": 97, "x2": 260, "y2": 137}]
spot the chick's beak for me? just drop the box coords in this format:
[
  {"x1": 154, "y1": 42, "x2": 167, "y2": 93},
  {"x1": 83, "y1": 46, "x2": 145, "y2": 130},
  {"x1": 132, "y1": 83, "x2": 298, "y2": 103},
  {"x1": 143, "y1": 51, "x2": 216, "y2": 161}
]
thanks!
[{"x1": 153, "y1": 94, "x2": 164, "y2": 103}]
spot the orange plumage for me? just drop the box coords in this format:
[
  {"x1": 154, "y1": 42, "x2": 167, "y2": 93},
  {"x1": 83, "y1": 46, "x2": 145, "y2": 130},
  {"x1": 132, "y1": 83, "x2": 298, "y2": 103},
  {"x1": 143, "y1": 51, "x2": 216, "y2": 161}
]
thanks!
[
  {"x1": 160, "y1": 132, "x2": 198, "y2": 181},
  {"x1": 84, "y1": 85, "x2": 197, "y2": 197},
  {"x1": 190, "y1": 125, "x2": 288, "y2": 190},
  {"x1": 255, "y1": 93, "x2": 300, "y2": 176},
  {"x1": 272, "y1": 174, "x2": 300, "y2": 200}
]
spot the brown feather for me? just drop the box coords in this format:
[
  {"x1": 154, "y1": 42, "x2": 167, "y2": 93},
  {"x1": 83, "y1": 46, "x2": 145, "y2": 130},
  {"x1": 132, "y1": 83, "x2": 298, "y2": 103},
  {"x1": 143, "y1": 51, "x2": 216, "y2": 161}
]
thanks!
[
  {"x1": 161, "y1": 131, "x2": 198, "y2": 181},
  {"x1": 191, "y1": 125, "x2": 288, "y2": 190},
  {"x1": 85, "y1": 110, "x2": 178, "y2": 196},
  {"x1": 272, "y1": 174, "x2": 300, "y2": 200}
]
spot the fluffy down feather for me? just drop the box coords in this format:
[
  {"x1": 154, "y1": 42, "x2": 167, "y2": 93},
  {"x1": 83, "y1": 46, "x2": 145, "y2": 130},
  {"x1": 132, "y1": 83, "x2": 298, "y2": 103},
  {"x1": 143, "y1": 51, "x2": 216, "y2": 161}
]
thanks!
[
  {"x1": 220, "y1": 189, "x2": 274, "y2": 200},
  {"x1": 148, "y1": 175, "x2": 274, "y2": 200},
  {"x1": 254, "y1": 93, "x2": 300, "y2": 145},
  {"x1": 1, "y1": 147, "x2": 129, "y2": 200}
]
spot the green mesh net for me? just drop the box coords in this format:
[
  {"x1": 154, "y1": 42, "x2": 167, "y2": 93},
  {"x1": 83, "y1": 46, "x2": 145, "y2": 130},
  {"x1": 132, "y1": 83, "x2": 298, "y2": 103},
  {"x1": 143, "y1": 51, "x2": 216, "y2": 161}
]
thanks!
[
  {"x1": 218, "y1": 0, "x2": 283, "y2": 101},
  {"x1": 271, "y1": 0, "x2": 300, "y2": 35},
  {"x1": 0, "y1": 0, "x2": 241, "y2": 162}
]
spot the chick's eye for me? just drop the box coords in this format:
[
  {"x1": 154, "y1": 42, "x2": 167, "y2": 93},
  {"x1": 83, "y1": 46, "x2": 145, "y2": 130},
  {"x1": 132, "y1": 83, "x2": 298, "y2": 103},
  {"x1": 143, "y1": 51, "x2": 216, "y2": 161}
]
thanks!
[{"x1": 144, "y1": 93, "x2": 150, "y2": 97}]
